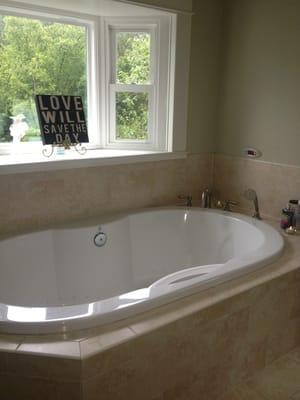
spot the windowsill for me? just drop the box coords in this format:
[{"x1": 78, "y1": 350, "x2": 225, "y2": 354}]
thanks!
[{"x1": 0, "y1": 149, "x2": 187, "y2": 175}]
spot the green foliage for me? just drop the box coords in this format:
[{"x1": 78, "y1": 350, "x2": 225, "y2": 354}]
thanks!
[
  {"x1": 117, "y1": 32, "x2": 150, "y2": 84},
  {"x1": 0, "y1": 15, "x2": 87, "y2": 142},
  {"x1": 0, "y1": 113, "x2": 11, "y2": 142},
  {"x1": 116, "y1": 32, "x2": 150, "y2": 140},
  {"x1": 116, "y1": 92, "x2": 149, "y2": 139}
]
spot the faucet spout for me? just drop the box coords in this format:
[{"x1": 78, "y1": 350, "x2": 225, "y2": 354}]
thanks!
[
  {"x1": 244, "y1": 189, "x2": 262, "y2": 220},
  {"x1": 201, "y1": 189, "x2": 211, "y2": 208}
]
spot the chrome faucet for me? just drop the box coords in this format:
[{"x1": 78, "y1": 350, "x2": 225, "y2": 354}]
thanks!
[
  {"x1": 201, "y1": 188, "x2": 211, "y2": 208},
  {"x1": 244, "y1": 189, "x2": 262, "y2": 220},
  {"x1": 223, "y1": 200, "x2": 238, "y2": 212},
  {"x1": 178, "y1": 195, "x2": 192, "y2": 207}
]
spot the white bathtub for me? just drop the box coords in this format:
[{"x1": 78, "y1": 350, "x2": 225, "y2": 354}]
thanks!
[{"x1": 0, "y1": 207, "x2": 283, "y2": 334}]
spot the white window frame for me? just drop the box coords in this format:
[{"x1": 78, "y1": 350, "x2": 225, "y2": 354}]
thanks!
[
  {"x1": 108, "y1": 25, "x2": 156, "y2": 149},
  {"x1": 0, "y1": 4, "x2": 176, "y2": 156},
  {"x1": 103, "y1": 16, "x2": 173, "y2": 152}
]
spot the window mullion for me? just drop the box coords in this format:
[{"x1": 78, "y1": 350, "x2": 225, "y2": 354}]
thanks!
[{"x1": 110, "y1": 84, "x2": 153, "y2": 93}]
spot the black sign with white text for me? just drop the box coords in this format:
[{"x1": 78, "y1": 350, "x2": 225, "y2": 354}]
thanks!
[{"x1": 35, "y1": 95, "x2": 89, "y2": 145}]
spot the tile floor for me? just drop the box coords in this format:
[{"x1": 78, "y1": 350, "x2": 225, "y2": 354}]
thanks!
[{"x1": 221, "y1": 347, "x2": 300, "y2": 400}]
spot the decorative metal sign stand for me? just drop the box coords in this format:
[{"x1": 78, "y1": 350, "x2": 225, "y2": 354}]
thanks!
[
  {"x1": 35, "y1": 94, "x2": 89, "y2": 158},
  {"x1": 42, "y1": 139, "x2": 87, "y2": 158}
]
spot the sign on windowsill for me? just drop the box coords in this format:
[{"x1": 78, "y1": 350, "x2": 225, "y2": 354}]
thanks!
[{"x1": 35, "y1": 95, "x2": 89, "y2": 146}]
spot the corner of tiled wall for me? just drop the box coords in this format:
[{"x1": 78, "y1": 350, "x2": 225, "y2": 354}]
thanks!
[{"x1": 212, "y1": 153, "x2": 300, "y2": 220}]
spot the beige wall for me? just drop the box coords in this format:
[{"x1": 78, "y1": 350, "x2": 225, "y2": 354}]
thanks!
[
  {"x1": 187, "y1": 0, "x2": 224, "y2": 154},
  {"x1": 218, "y1": 0, "x2": 300, "y2": 166}
]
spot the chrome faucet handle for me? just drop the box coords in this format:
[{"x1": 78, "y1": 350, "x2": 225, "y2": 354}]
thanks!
[
  {"x1": 178, "y1": 195, "x2": 192, "y2": 207},
  {"x1": 223, "y1": 200, "x2": 238, "y2": 212}
]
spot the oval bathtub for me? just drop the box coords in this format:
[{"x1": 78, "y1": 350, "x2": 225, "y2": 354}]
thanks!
[{"x1": 0, "y1": 207, "x2": 284, "y2": 334}]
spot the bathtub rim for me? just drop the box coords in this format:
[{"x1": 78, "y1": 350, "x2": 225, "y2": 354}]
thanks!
[{"x1": 0, "y1": 206, "x2": 284, "y2": 335}]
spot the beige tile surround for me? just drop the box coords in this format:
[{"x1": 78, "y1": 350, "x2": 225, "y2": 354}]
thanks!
[
  {"x1": 2, "y1": 152, "x2": 298, "y2": 236},
  {"x1": 213, "y1": 153, "x2": 300, "y2": 219},
  {"x1": 1, "y1": 153, "x2": 300, "y2": 398},
  {"x1": 0, "y1": 153, "x2": 213, "y2": 236},
  {"x1": 221, "y1": 347, "x2": 300, "y2": 400}
]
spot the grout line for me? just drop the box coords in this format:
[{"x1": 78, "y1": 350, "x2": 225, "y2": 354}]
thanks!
[
  {"x1": 128, "y1": 326, "x2": 138, "y2": 335},
  {"x1": 255, "y1": 389, "x2": 271, "y2": 400},
  {"x1": 244, "y1": 348, "x2": 300, "y2": 400},
  {"x1": 15, "y1": 336, "x2": 26, "y2": 351},
  {"x1": 243, "y1": 380, "x2": 274, "y2": 400},
  {"x1": 289, "y1": 389, "x2": 300, "y2": 399},
  {"x1": 215, "y1": 152, "x2": 300, "y2": 170}
]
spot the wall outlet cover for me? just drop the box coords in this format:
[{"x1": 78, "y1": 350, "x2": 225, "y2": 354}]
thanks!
[{"x1": 243, "y1": 147, "x2": 262, "y2": 159}]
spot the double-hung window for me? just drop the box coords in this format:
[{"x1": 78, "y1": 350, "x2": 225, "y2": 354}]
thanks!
[
  {"x1": 109, "y1": 27, "x2": 154, "y2": 148},
  {"x1": 104, "y1": 16, "x2": 173, "y2": 152},
  {"x1": 0, "y1": 4, "x2": 176, "y2": 158}
]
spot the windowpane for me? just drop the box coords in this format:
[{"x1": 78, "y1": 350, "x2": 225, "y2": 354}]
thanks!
[
  {"x1": 116, "y1": 32, "x2": 151, "y2": 84},
  {"x1": 0, "y1": 14, "x2": 87, "y2": 143},
  {"x1": 116, "y1": 92, "x2": 149, "y2": 140}
]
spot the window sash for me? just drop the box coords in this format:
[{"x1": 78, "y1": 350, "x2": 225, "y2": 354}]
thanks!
[
  {"x1": 0, "y1": 4, "x2": 97, "y2": 152},
  {"x1": 108, "y1": 84, "x2": 155, "y2": 148},
  {"x1": 107, "y1": 23, "x2": 158, "y2": 149},
  {"x1": 110, "y1": 27, "x2": 156, "y2": 85}
]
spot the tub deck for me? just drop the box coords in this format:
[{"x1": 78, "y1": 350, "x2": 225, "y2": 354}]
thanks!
[{"x1": 0, "y1": 218, "x2": 299, "y2": 400}]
